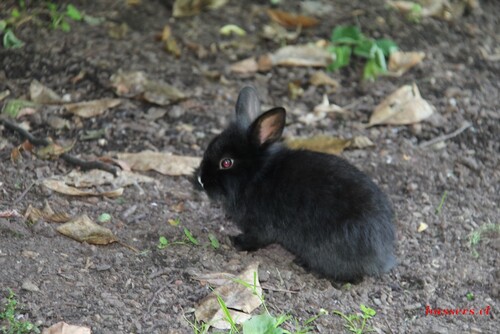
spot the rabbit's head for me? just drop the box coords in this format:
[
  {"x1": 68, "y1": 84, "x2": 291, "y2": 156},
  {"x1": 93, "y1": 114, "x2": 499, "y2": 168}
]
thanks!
[{"x1": 196, "y1": 87, "x2": 285, "y2": 203}]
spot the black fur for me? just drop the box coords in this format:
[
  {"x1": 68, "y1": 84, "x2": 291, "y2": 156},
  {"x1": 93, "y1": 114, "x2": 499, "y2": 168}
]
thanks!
[{"x1": 196, "y1": 87, "x2": 396, "y2": 281}]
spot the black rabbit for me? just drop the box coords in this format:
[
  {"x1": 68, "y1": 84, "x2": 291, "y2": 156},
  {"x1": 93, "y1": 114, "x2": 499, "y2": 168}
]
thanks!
[{"x1": 195, "y1": 87, "x2": 396, "y2": 281}]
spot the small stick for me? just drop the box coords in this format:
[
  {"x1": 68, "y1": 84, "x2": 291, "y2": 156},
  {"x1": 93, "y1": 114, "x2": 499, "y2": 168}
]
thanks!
[
  {"x1": 13, "y1": 181, "x2": 36, "y2": 205},
  {"x1": 1, "y1": 117, "x2": 118, "y2": 176},
  {"x1": 419, "y1": 122, "x2": 472, "y2": 148}
]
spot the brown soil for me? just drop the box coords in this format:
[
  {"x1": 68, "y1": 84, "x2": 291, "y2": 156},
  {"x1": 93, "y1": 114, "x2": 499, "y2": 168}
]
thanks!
[{"x1": 0, "y1": 0, "x2": 498, "y2": 333}]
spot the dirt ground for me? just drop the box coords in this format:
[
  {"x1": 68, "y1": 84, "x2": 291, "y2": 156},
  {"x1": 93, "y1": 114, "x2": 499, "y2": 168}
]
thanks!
[{"x1": 0, "y1": 0, "x2": 498, "y2": 333}]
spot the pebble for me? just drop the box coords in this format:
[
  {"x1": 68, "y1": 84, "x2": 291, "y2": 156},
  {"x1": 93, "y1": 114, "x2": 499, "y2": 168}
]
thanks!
[{"x1": 22, "y1": 280, "x2": 40, "y2": 292}]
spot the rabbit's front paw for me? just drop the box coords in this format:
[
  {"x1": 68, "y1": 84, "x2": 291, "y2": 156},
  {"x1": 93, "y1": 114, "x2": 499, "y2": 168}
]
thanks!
[{"x1": 231, "y1": 234, "x2": 268, "y2": 252}]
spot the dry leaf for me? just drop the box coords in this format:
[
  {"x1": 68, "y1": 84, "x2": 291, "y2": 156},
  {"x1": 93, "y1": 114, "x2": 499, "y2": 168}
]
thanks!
[
  {"x1": 192, "y1": 272, "x2": 236, "y2": 287},
  {"x1": 388, "y1": 51, "x2": 425, "y2": 76},
  {"x1": 230, "y1": 57, "x2": 259, "y2": 74},
  {"x1": 261, "y1": 23, "x2": 301, "y2": 43},
  {"x1": 65, "y1": 99, "x2": 122, "y2": 118},
  {"x1": 266, "y1": 9, "x2": 319, "y2": 28},
  {"x1": 195, "y1": 262, "x2": 262, "y2": 329},
  {"x1": 29, "y1": 80, "x2": 63, "y2": 104},
  {"x1": 309, "y1": 71, "x2": 340, "y2": 89},
  {"x1": 42, "y1": 321, "x2": 91, "y2": 334},
  {"x1": 57, "y1": 214, "x2": 117, "y2": 245},
  {"x1": 110, "y1": 70, "x2": 186, "y2": 105},
  {"x1": 43, "y1": 179, "x2": 124, "y2": 198},
  {"x1": 0, "y1": 89, "x2": 10, "y2": 101},
  {"x1": 386, "y1": 0, "x2": 479, "y2": 21},
  {"x1": 369, "y1": 83, "x2": 435, "y2": 126},
  {"x1": 286, "y1": 135, "x2": 374, "y2": 155},
  {"x1": 271, "y1": 44, "x2": 334, "y2": 67},
  {"x1": 35, "y1": 139, "x2": 76, "y2": 160},
  {"x1": 62, "y1": 169, "x2": 155, "y2": 188},
  {"x1": 47, "y1": 116, "x2": 72, "y2": 130},
  {"x1": 25, "y1": 203, "x2": 72, "y2": 223},
  {"x1": 117, "y1": 151, "x2": 201, "y2": 176},
  {"x1": 417, "y1": 222, "x2": 429, "y2": 232},
  {"x1": 173, "y1": 0, "x2": 229, "y2": 17},
  {"x1": 313, "y1": 94, "x2": 345, "y2": 114}
]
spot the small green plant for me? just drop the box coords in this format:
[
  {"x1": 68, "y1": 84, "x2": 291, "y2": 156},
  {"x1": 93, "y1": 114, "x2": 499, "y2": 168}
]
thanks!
[
  {"x1": 47, "y1": 3, "x2": 82, "y2": 32},
  {"x1": 435, "y1": 190, "x2": 448, "y2": 215},
  {"x1": 466, "y1": 292, "x2": 475, "y2": 301},
  {"x1": 333, "y1": 304, "x2": 376, "y2": 334},
  {"x1": 208, "y1": 233, "x2": 220, "y2": 249},
  {"x1": 0, "y1": 289, "x2": 40, "y2": 334},
  {"x1": 328, "y1": 25, "x2": 398, "y2": 80},
  {"x1": 469, "y1": 223, "x2": 499, "y2": 258},
  {"x1": 190, "y1": 272, "x2": 327, "y2": 334},
  {"x1": 184, "y1": 227, "x2": 200, "y2": 245}
]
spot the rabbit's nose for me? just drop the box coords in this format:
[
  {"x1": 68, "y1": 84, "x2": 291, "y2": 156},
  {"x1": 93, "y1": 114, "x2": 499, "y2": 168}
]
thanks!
[{"x1": 197, "y1": 175, "x2": 204, "y2": 189}]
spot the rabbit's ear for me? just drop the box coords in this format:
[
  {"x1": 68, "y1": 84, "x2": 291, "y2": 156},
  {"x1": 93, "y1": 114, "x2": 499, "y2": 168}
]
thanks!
[
  {"x1": 235, "y1": 87, "x2": 261, "y2": 128},
  {"x1": 249, "y1": 107, "x2": 286, "y2": 146}
]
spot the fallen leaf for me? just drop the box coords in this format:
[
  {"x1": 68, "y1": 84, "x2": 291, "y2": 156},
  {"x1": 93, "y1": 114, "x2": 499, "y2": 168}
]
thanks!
[
  {"x1": 0, "y1": 89, "x2": 10, "y2": 101},
  {"x1": 42, "y1": 321, "x2": 91, "y2": 334},
  {"x1": 261, "y1": 23, "x2": 301, "y2": 43},
  {"x1": 288, "y1": 81, "x2": 303, "y2": 100},
  {"x1": 35, "y1": 139, "x2": 76, "y2": 160},
  {"x1": 117, "y1": 151, "x2": 201, "y2": 176},
  {"x1": 286, "y1": 135, "x2": 374, "y2": 155},
  {"x1": 2, "y1": 99, "x2": 38, "y2": 118},
  {"x1": 10, "y1": 140, "x2": 33, "y2": 163},
  {"x1": 43, "y1": 179, "x2": 124, "y2": 198},
  {"x1": 57, "y1": 214, "x2": 117, "y2": 245},
  {"x1": 230, "y1": 57, "x2": 259, "y2": 74},
  {"x1": 417, "y1": 222, "x2": 428, "y2": 232},
  {"x1": 309, "y1": 71, "x2": 340, "y2": 89},
  {"x1": 25, "y1": 203, "x2": 72, "y2": 223},
  {"x1": 313, "y1": 94, "x2": 346, "y2": 114},
  {"x1": 195, "y1": 262, "x2": 262, "y2": 329},
  {"x1": 110, "y1": 70, "x2": 187, "y2": 105},
  {"x1": 386, "y1": 0, "x2": 479, "y2": 21},
  {"x1": 47, "y1": 116, "x2": 72, "y2": 130},
  {"x1": 62, "y1": 169, "x2": 155, "y2": 188},
  {"x1": 65, "y1": 99, "x2": 122, "y2": 118},
  {"x1": 369, "y1": 83, "x2": 435, "y2": 126},
  {"x1": 220, "y1": 24, "x2": 246, "y2": 36},
  {"x1": 173, "y1": 0, "x2": 229, "y2": 17},
  {"x1": 270, "y1": 44, "x2": 334, "y2": 67},
  {"x1": 388, "y1": 51, "x2": 425, "y2": 76},
  {"x1": 267, "y1": 9, "x2": 319, "y2": 28},
  {"x1": 29, "y1": 80, "x2": 63, "y2": 104}
]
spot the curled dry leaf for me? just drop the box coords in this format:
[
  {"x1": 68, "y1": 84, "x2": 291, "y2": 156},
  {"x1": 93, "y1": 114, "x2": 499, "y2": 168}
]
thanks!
[
  {"x1": 266, "y1": 9, "x2": 319, "y2": 28},
  {"x1": 388, "y1": 51, "x2": 425, "y2": 76},
  {"x1": 43, "y1": 179, "x2": 124, "y2": 198},
  {"x1": 173, "y1": 0, "x2": 228, "y2": 17},
  {"x1": 117, "y1": 150, "x2": 201, "y2": 176},
  {"x1": 25, "y1": 203, "x2": 72, "y2": 223},
  {"x1": 230, "y1": 57, "x2": 259, "y2": 74},
  {"x1": 299, "y1": 95, "x2": 346, "y2": 125},
  {"x1": 369, "y1": 83, "x2": 435, "y2": 126},
  {"x1": 286, "y1": 135, "x2": 373, "y2": 155},
  {"x1": 270, "y1": 44, "x2": 334, "y2": 67},
  {"x1": 42, "y1": 321, "x2": 91, "y2": 334},
  {"x1": 29, "y1": 80, "x2": 63, "y2": 104},
  {"x1": 65, "y1": 98, "x2": 122, "y2": 118},
  {"x1": 110, "y1": 70, "x2": 186, "y2": 106},
  {"x1": 309, "y1": 71, "x2": 340, "y2": 89},
  {"x1": 195, "y1": 262, "x2": 262, "y2": 329},
  {"x1": 57, "y1": 214, "x2": 117, "y2": 245}
]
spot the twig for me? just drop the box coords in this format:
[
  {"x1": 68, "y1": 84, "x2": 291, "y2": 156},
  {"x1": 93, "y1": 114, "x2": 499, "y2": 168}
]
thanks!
[
  {"x1": 0, "y1": 117, "x2": 118, "y2": 176},
  {"x1": 419, "y1": 122, "x2": 472, "y2": 148},
  {"x1": 13, "y1": 181, "x2": 36, "y2": 205}
]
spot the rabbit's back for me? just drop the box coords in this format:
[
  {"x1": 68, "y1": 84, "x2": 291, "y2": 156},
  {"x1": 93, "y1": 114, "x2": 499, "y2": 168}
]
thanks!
[{"x1": 239, "y1": 148, "x2": 396, "y2": 281}]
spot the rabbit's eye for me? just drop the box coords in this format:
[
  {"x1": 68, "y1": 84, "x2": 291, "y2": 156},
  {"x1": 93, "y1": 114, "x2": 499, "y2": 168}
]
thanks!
[{"x1": 219, "y1": 158, "x2": 234, "y2": 170}]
